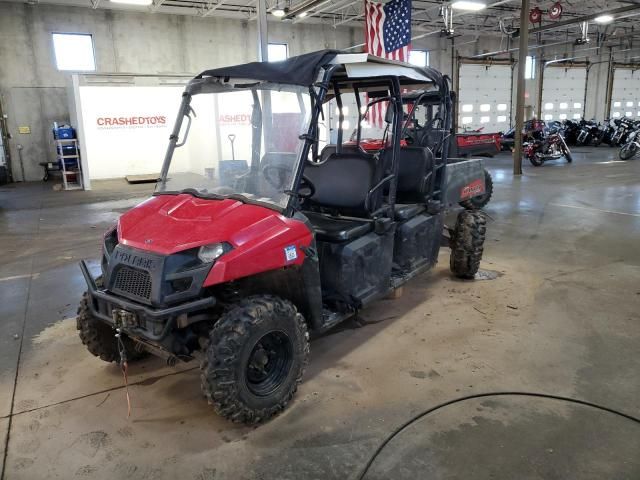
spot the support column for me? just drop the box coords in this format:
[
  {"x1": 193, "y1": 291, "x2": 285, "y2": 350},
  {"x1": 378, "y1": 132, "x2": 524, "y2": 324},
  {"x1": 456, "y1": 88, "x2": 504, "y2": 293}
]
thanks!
[
  {"x1": 257, "y1": 0, "x2": 268, "y2": 62},
  {"x1": 513, "y1": 0, "x2": 530, "y2": 175}
]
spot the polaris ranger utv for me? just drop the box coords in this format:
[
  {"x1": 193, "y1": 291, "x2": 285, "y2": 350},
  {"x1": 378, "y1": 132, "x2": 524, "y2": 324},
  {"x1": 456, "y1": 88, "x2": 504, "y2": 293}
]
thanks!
[{"x1": 78, "y1": 50, "x2": 487, "y2": 423}]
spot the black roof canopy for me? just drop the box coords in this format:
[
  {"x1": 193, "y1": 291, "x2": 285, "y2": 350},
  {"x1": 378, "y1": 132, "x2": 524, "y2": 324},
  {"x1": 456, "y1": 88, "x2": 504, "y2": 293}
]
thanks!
[
  {"x1": 192, "y1": 49, "x2": 448, "y2": 92},
  {"x1": 195, "y1": 50, "x2": 341, "y2": 87}
]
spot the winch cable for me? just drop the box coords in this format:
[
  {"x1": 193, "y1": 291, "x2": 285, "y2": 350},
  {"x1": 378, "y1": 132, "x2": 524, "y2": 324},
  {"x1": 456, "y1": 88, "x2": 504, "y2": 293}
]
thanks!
[
  {"x1": 115, "y1": 329, "x2": 132, "y2": 418},
  {"x1": 355, "y1": 391, "x2": 640, "y2": 480}
]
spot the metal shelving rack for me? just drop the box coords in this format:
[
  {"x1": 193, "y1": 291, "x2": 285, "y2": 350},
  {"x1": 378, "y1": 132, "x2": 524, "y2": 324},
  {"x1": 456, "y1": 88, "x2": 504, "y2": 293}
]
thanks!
[{"x1": 55, "y1": 138, "x2": 83, "y2": 190}]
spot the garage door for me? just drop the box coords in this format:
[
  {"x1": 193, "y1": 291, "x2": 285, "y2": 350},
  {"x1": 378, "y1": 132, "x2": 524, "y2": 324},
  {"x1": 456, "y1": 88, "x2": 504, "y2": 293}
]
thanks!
[
  {"x1": 541, "y1": 66, "x2": 586, "y2": 122},
  {"x1": 458, "y1": 64, "x2": 512, "y2": 133},
  {"x1": 610, "y1": 68, "x2": 640, "y2": 120}
]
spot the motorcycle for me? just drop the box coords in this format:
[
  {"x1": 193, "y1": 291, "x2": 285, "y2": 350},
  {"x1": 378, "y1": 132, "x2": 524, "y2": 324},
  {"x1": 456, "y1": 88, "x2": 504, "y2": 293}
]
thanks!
[
  {"x1": 609, "y1": 117, "x2": 635, "y2": 147},
  {"x1": 576, "y1": 119, "x2": 604, "y2": 146},
  {"x1": 561, "y1": 119, "x2": 582, "y2": 146},
  {"x1": 619, "y1": 130, "x2": 640, "y2": 161},
  {"x1": 600, "y1": 118, "x2": 617, "y2": 146},
  {"x1": 523, "y1": 120, "x2": 573, "y2": 167}
]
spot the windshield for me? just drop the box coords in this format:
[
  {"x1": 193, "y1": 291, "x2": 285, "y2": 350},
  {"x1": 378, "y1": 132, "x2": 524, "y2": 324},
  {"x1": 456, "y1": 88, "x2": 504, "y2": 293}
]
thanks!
[{"x1": 156, "y1": 84, "x2": 312, "y2": 209}]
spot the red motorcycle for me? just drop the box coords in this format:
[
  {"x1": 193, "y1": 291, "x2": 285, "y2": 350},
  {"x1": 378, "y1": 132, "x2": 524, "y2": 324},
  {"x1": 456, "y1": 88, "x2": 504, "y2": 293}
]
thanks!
[{"x1": 523, "y1": 120, "x2": 573, "y2": 167}]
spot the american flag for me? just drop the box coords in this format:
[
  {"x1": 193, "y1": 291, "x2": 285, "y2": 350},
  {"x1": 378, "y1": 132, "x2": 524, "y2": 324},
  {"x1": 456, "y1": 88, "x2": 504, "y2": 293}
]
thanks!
[{"x1": 364, "y1": 0, "x2": 412, "y2": 125}]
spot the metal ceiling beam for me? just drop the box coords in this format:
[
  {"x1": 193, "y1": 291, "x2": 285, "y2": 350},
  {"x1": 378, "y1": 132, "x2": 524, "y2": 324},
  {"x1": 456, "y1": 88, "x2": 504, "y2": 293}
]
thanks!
[
  {"x1": 292, "y1": 0, "x2": 356, "y2": 24},
  {"x1": 201, "y1": 0, "x2": 232, "y2": 17}
]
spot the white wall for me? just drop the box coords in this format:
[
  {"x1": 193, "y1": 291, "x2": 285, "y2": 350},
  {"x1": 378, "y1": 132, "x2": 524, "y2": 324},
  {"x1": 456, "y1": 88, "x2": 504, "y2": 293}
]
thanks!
[{"x1": 0, "y1": 2, "x2": 361, "y2": 181}]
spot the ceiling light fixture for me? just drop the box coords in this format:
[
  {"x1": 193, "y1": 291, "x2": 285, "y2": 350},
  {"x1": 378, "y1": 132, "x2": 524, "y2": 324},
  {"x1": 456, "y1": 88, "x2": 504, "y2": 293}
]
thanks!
[
  {"x1": 451, "y1": 1, "x2": 486, "y2": 11},
  {"x1": 272, "y1": 7, "x2": 286, "y2": 17},
  {"x1": 297, "y1": 11, "x2": 308, "y2": 17},
  {"x1": 594, "y1": 14, "x2": 614, "y2": 24},
  {"x1": 110, "y1": 0, "x2": 153, "y2": 5}
]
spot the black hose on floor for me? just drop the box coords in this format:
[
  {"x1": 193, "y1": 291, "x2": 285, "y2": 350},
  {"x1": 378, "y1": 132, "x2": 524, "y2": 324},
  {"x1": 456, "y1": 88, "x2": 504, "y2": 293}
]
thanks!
[{"x1": 355, "y1": 391, "x2": 640, "y2": 480}]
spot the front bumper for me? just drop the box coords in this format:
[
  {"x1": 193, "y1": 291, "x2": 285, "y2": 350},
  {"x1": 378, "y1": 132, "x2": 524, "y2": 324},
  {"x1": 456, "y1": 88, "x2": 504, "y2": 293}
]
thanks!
[{"x1": 80, "y1": 260, "x2": 215, "y2": 342}]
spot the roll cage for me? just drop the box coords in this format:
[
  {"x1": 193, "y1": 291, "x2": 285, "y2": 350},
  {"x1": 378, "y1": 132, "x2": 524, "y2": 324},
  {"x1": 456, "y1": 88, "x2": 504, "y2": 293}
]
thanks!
[{"x1": 158, "y1": 51, "x2": 453, "y2": 217}]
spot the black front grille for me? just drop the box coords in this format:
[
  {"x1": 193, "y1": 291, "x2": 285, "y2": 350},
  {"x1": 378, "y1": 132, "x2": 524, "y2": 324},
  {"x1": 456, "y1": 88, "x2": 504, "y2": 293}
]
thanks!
[{"x1": 113, "y1": 266, "x2": 152, "y2": 300}]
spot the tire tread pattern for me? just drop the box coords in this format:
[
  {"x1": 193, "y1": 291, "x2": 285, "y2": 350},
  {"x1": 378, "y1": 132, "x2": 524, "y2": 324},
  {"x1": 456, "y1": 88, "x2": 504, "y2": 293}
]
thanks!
[
  {"x1": 200, "y1": 295, "x2": 309, "y2": 424},
  {"x1": 76, "y1": 276, "x2": 146, "y2": 363},
  {"x1": 450, "y1": 210, "x2": 487, "y2": 279}
]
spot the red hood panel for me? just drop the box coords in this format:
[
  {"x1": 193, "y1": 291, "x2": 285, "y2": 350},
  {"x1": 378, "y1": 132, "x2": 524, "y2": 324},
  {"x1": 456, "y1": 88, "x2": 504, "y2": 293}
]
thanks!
[{"x1": 118, "y1": 194, "x2": 293, "y2": 255}]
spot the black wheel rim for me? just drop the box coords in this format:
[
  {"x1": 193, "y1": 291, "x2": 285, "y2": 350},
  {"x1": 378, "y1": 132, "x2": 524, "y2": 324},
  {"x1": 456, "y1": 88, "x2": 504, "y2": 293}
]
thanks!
[{"x1": 245, "y1": 331, "x2": 293, "y2": 397}]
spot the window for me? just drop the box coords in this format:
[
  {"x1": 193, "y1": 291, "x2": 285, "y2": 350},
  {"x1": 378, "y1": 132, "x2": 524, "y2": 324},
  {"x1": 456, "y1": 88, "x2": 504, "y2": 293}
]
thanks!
[
  {"x1": 573, "y1": 102, "x2": 582, "y2": 109},
  {"x1": 559, "y1": 113, "x2": 567, "y2": 120},
  {"x1": 559, "y1": 103, "x2": 568, "y2": 110},
  {"x1": 267, "y1": 43, "x2": 288, "y2": 62},
  {"x1": 462, "y1": 104, "x2": 474, "y2": 112},
  {"x1": 544, "y1": 102, "x2": 554, "y2": 110},
  {"x1": 544, "y1": 114, "x2": 553, "y2": 120},
  {"x1": 480, "y1": 104, "x2": 491, "y2": 112},
  {"x1": 408, "y1": 50, "x2": 429, "y2": 67},
  {"x1": 612, "y1": 112, "x2": 621, "y2": 118},
  {"x1": 497, "y1": 115, "x2": 507, "y2": 122},
  {"x1": 573, "y1": 113, "x2": 581, "y2": 119},
  {"x1": 525, "y1": 55, "x2": 535, "y2": 80},
  {"x1": 480, "y1": 116, "x2": 490, "y2": 123},
  {"x1": 626, "y1": 101, "x2": 634, "y2": 107},
  {"x1": 497, "y1": 104, "x2": 507, "y2": 111},
  {"x1": 461, "y1": 116, "x2": 473, "y2": 125},
  {"x1": 613, "y1": 101, "x2": 621, "y2": 108},
  {"x1": 52, "y1": 33, "x2": 95, "y2": 71},
  {"x1": 625, "y1": 112, "x2": 633, "y2": 117}
]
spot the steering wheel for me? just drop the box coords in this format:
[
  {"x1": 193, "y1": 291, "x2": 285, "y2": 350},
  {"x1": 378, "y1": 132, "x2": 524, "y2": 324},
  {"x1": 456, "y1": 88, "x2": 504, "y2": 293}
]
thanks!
[
  {"x1": 297, "y1": 175, "x2": 315, "y2": 199},
  {"x1": 262, "y1": 164, "x2": 290, "y2": 190}
]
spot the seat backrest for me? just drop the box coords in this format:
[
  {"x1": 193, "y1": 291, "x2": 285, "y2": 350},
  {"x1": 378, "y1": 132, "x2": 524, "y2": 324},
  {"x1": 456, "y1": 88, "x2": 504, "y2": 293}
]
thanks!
[
  {"x1": 318, "y1": 144, "x2": 363, "y2": 163},
  {"x1": 395, "y1": 146, "x2": 433, "y2": 203},
  {"x1": 304, "y1": 152, "x2": 383, "y2": 216}
]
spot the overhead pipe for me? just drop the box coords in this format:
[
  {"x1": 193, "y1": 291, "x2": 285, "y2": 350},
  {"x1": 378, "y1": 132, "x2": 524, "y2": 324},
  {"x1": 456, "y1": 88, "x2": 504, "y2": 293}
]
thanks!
[{"x1": 513, "y1": 4, "x2": 640, "y2": 37}]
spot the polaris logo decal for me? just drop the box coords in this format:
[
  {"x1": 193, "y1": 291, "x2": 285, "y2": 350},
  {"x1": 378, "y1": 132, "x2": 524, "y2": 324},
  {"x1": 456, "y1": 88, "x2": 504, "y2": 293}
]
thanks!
[
  {"x1": 460, "y1": 179, "x2": 485, "y2": 200},
  {"x1": 114, "y1": 250, "x2": 157, "y2": 270},
  {"x1": 284, "y1": 245, "x2": 298, "y2": 262}
]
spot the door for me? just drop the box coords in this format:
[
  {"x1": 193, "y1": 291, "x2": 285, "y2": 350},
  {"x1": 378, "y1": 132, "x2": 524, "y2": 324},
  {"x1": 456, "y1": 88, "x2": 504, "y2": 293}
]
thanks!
[
  {"x1": 541, "y1": 66, "x2": 587, "y2": 122},
  {"x1": 610, "y1": 68, "x2": 640, "y2": 120},
  {"x1": 458, "y1": 63, "x2": 513, "y2": 133}
]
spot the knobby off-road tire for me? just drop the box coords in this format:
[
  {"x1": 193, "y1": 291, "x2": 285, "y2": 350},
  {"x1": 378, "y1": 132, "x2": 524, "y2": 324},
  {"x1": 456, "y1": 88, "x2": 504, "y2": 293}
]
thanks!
[
  {"x1": 77, "y1": 277, "x2": 146, "y2": 363},
  {"x1": 460, "y1": 169, "x2": 493, "y2": 210},
  {"x1": 201, "y1": 295, "x2": 309, "y2": 424},
  {"x1": 450, "y1": 210, "x2": 487, "y2": 279}
]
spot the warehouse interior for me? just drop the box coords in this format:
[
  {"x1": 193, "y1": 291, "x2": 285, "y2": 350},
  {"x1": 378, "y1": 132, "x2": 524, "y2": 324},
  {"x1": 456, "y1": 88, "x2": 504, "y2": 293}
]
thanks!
[{"x1": 0, "y1": 0, "x2": 639, "y2": 478}]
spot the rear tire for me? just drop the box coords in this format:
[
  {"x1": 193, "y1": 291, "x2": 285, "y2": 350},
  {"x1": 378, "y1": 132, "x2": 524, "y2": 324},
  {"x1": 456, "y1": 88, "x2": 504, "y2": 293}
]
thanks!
[
  {"x1": 77, "y1": 277, "x2": 147, "y2": 363},
  {"x1": 460, "y1": 169, "x2": 493, "y2": 210},
  {"x1": 450, "y1": 210, "x2": 486, "y2": 279},
  {"x1": 200, "y1": 295, "x2": 309, "y2": 424}
]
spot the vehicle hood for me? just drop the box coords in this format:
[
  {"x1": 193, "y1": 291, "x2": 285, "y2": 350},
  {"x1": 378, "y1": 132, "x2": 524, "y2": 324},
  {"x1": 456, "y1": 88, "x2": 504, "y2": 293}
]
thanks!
[{"x1": 117, "y1": 194, "x2": 294, "y2": 255}]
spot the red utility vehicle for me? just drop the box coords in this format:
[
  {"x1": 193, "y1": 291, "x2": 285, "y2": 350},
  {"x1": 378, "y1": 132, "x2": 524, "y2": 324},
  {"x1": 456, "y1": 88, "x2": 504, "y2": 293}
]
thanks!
[{"x1": 78, "y1": 51, "x2": 488, "y2": 423}]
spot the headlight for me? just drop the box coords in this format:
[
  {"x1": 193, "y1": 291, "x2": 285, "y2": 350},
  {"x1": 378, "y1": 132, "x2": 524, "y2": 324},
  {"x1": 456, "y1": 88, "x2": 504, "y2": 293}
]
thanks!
[{"x1": 198, "y1": 242, "x2": 232, "y2": 263}]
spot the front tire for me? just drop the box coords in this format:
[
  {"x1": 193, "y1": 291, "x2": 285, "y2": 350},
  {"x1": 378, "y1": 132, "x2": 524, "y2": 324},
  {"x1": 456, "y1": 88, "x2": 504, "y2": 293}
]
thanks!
[
  {"x1": 528, "y1": 154, "x2": 544, "y2": 167},
  {"x1": 77, "y1": 281, "x2": 146, "y2": 363},
  {"x1": 460, "y1": 169, "x2": 493, "y2": 210},
  {"x1": 450, "y1": 210, "x2": 487, "y2": 279},
  {"x1": 619, "y1": 143, "x2": 638, "y2": 160},
  {"x1": 564, "y1": 150, "x2": 573, "y2": 163},
  {"x1": 201, "y1": 295, "x2": 309, "y2": 424}
]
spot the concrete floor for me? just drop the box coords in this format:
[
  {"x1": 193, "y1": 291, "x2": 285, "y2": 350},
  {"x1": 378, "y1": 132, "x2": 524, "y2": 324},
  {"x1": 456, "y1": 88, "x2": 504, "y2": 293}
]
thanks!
[{"x1": 0, "y1": 149, "x2": 639, "y2": 479}]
